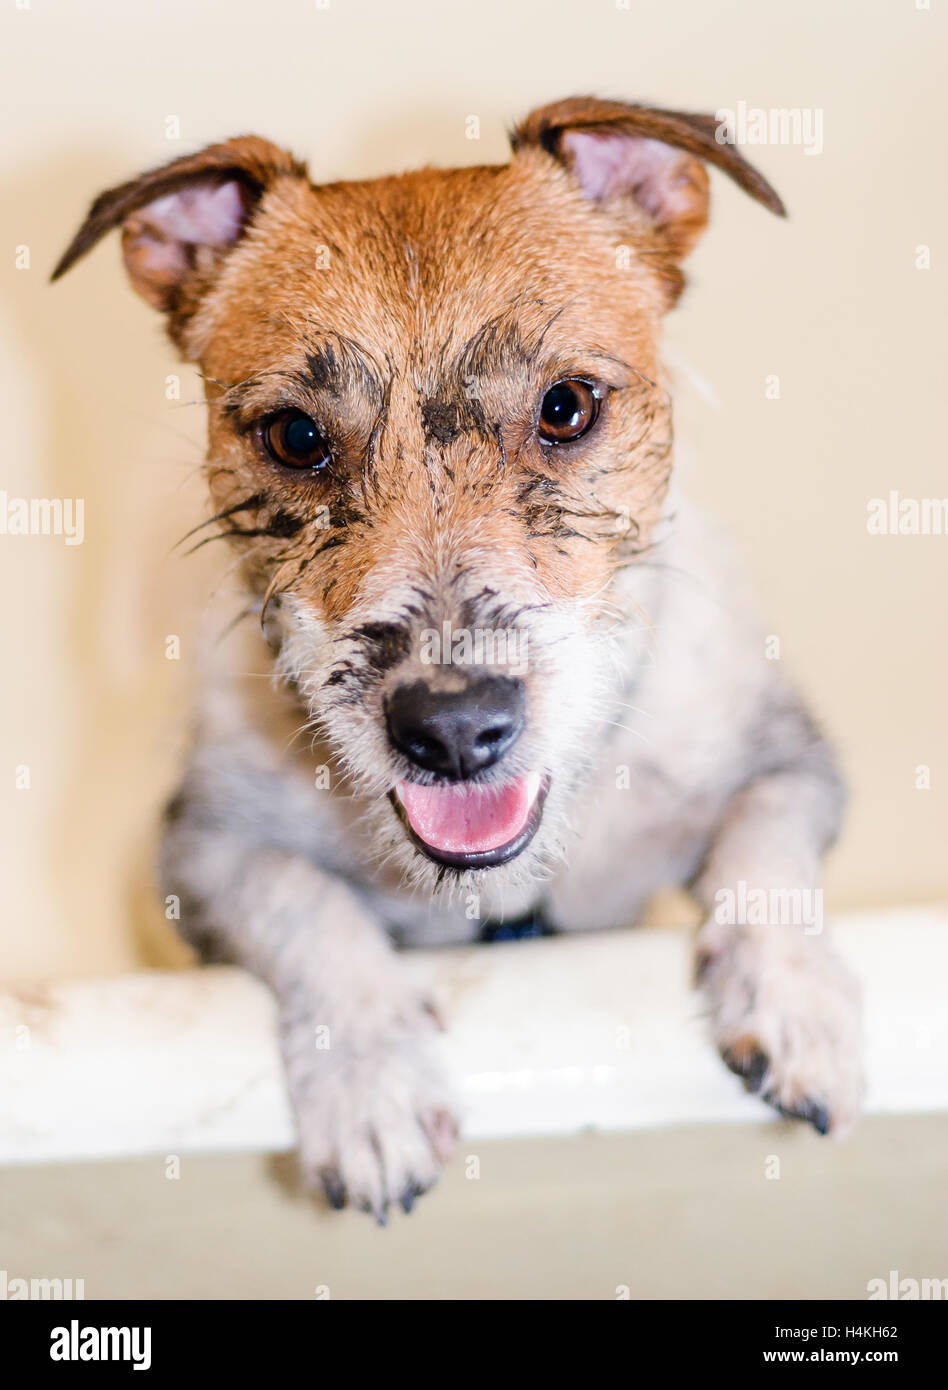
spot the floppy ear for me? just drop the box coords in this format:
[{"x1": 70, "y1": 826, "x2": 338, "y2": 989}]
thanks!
[
  {"x1": 51, "y1": 136, "x2": 307, "y2": 316},
  {"x1": 511, "y1": 97, "x2": 785, "y2": 262}
]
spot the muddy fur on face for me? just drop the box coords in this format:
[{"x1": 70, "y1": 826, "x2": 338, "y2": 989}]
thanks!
[{"x1": 56, "y1": 97, "x2": 861, "y2": 1222}]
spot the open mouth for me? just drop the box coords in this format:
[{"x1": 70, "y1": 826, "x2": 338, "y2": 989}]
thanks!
[{"x1": 390, "y1": 772, "x2": 548, "y2": 870}]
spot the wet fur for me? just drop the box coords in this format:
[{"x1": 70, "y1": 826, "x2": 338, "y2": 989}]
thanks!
[{"x1": 56, "y1": 98, "x2": 862, "y2": 1219}]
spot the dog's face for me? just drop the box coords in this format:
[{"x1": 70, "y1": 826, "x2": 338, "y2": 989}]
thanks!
[{"x1": 56, "y1": 99, "x2": 782, "y2": 892}]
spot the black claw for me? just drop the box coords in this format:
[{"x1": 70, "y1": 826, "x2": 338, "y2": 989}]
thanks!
[
  {"x1": 765, "y1": 1093, "x2": 832, "y2": 1136},
  {"x1": 722, "y1": 1044, "x2": 770, "y2": 1094},
  {"x1": 352, "y1": 1195, "x2": 389, "y2": 1226},
  {"x1": 796, "y1": 1098, "x2": 831, "y2": 1135},
  {"x1": 321, "y1": 1172, "x2": 347, "y2": 1211},
  {"x1": 743, "y1": 1051, "x2": 770, "y2": 1094},
  {"x1": 400, "y1": 1183, "x2": 421, "y2": 1215}
]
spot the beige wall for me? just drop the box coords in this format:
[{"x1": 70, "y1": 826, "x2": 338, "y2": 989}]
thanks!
[{"x1": 2, "y1": 0, "x2": 945, "y2": 980}]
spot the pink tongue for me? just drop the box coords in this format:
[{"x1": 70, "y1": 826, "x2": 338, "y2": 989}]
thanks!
[{"x1": 398, "y1": 777, "x2": 535, "y2": 855}]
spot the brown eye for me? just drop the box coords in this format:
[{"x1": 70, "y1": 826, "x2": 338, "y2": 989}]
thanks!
[
  {"x1": 537, "y1": 379, "x2": 600, "y2": 444},
  {"x1": 262, "y1": 410, "x2": 331, "y2": 471}
]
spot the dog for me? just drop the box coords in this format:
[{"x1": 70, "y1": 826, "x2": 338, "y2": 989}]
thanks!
[{"x1": 55, "y1": 98, "x2": 863, "y2": 1221}]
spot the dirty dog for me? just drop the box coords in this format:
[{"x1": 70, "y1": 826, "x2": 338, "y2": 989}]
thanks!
[{"x1": 55, "y1": 98, "x2": 862, "y2": 1220}]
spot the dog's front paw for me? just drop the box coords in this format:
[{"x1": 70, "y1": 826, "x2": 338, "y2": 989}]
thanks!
[
  {"x1": 697, "y1": 931, "x2": 863, "y2": 1136},
  {"x1": 283, "y1": 1003, "x2": 457, "y2": 1223}
]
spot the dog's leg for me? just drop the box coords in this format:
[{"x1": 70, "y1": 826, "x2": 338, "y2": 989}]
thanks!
[
  {"x1": 161, "y1": 819, "x2": 456, "y2": 1221},
  {"x1": 691, "y1": 761, "x2": 863, "y2": 1135}
]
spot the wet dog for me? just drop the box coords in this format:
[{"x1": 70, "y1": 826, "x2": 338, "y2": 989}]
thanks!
[{"x1": 55, "y1": 98, "x2": 862, "y2": 1220}]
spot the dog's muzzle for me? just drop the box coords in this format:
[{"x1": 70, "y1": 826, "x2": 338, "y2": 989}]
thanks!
[{"x1": 384, "y1": 673, "x2": 547, "y2": 868}]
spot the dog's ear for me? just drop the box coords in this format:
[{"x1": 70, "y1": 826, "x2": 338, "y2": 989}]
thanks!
[
  {"x1": 511, "y1": 97, "x2": 785, "y2": 261},
  {"x1": 51, "y1": 136, "x2": 307, "y2": 315}
]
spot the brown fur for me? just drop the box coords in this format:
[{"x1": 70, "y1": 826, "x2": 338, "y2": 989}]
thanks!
[{"x1": 52, "y1": 100, "x2": 782, "y2": 642}]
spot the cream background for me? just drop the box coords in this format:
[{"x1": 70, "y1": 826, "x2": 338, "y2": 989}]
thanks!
[{"x1": 2, "y1": 0, "x2": 946, "y2": 980}]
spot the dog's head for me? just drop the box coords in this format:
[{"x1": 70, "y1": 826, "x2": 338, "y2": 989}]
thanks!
[{"x1": 55, "y1": 98, "x2": 782, "y2": 891}]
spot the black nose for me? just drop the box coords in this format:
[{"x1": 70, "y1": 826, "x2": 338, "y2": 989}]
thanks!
[{"x1": 386, "y1": 675, "x2": 525, "y2": 780}]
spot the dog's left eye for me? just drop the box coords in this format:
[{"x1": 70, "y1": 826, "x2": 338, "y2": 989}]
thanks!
[
  {"x1": 261, "y1": 410, "x2": 331, "y2": 471},
  {"x1": 537, "y1": 379, "x2": 600, "y2": 445}
]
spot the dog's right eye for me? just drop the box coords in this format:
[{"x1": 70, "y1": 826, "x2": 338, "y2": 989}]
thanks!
[
  {"x1": 260, "y1": 410, "x2": 331, "y2": 471},
  {"x1": 537, "y1": 379, "x2": 600, "y2": 445}
]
